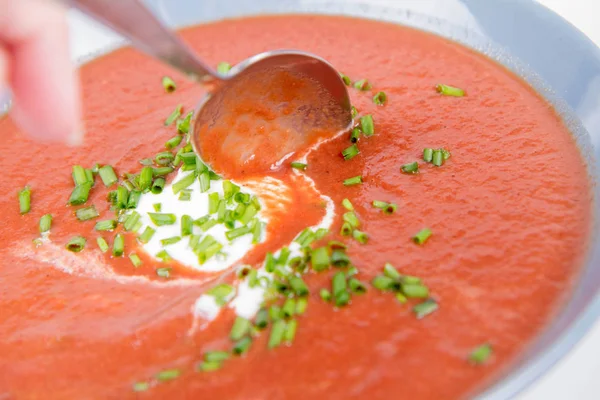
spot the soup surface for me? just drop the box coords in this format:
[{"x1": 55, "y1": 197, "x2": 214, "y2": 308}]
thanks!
[{"x1": 0, "y1": 15, "x2": 592, "y2": 400}]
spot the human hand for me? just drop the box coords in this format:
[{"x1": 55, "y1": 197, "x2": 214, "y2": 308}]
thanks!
[{"x1": 0, "y1": 0, "x2": 82, "y2": 144}]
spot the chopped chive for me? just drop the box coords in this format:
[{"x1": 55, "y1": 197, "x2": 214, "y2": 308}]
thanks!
[
  {"x1": 155, "y1": 250, "x2": 172, "y2": 262},
  {"x1": 469, "y1": 343, "x2": 493, "y2": 365},
  {"x1": 135, "y1": 167, "x2": 150, "y2": 192},
  {"x1": 188, "y1": 234, "x2": 201, "y2": 249},
  {"x1": 129, "y1": 252, "x2": 143, "y2": 268},
  {"x1": 39, "y1": 214, "x2": 52, "y2": 233},
  {"x1": 328, "y1": 241, "x2": 347, "y2": 251},
  {"x1": 155, "y1": 152, "x2": 175, "y2": 166},
  {"x1": 75, "y1": 205, "x2": 99, "y2": 221},
  {"x1": 232, "y1": 336, "x2": 252, "y2": 355},
  {"x1": 436, "y1": 84, "x2": 465, "y2": 97},
  {"x1": 132, "y1": 381, "x2": 150, "y2": 392},
  {"x1": 351, "y1": 105, "x2": 358, "y2": 119},
  {"x1": 343, "y1": 175, "x2": 363, "y2": 186},
  {"x1": 282, "y1": 298, "x2": 296, "y2": 319},
  {"x1": 350, "y1": 127, "x2": 361, "y2": 143},
  {"x1": 65, "y1": 236, "x2": 86, "y2": 252},
  {"x1": 151, "y1": 178, "x2": 166, "y2": 194},
  {"x1": 217, "y1": 200, "x2": 226, "y2": 222},
  {"x1": 291, "y1": 162, "x2": 307, "y2": 171},
  {"x1": 96, "y1": 237, "x2": 109, "y2": 253},
  {"x1": 315, "y1": 228, "x2": 329, "y2": 240},
  {"x1": 239, "y1": 204, "x2": 259, "y2": 225},
  {"x1": 225, "y1": 226, "x2": 252, "y2": 241},
  {"x1": 68, "y1": 183, "x2": 92, "y2": 206},
  {"x1": 217, "y1": 61, "x2": 232, "y2": 74},
  {"x1": 230, "y1": 317, "x2": 251, "y2": 341},
  {"x1": 223, "y1": 180, "x2": 240, "y2": 200},
  {"x1": 233, "y1": 203, "x2": 246, "y2": 220},
  {"x1": 332, "y1": 271, "x2": 347, "y2": 297},
  {"x1": 156, "y1": 267, "x2": 171, "y2": 278},
  {"x1": 208, "y1": 192, "x2": 220, "y2": 214},
  {"x1": 295, "y1": 228, "x2": 316, "y2": 248},
  {"x1": 112, "y1": 233, "x2": 124, "y2": 256},
  {"x1": 165, "y1": 104, "x2": 182, "y2": 126},
  {"x1": 352, "y1": 230, "x2": 369, "y2": 244},
  {"x1": 441, "y1": 148, "x2": 451, "y2": 160},
  {"x1": 121, "y1": 180, "x2": 134, "y2": 192},
  {"x1": 165, "y1": 135, "x2": 182, "y2": 150},
  {"x1": 340, "y1": 72, "x2": 352, "y2": 86},
  {"x1": 268, "y1": 320, "x2": 286, "y2": 349},
  {"x1": 252, "y1": 220, "x2": 263, "y2": 244},
  {"x1": 255, "y1": 308, "x2": 269, "y2": 329},
  {"x1": 360, "y1": 115, "x2": 374, "y2": 136},
  {"x1": 155, "y1": 369, "x2": 180, "y2": 382},
  {"x1": 206, "y1": 283, "x2": 234, "y2": 304},
  {"x1": 264, "y1": 252, "x2": 276, "y2": 273},
  {"x1": 340, "y1": 222, "x2": 352, "y2": 236},
  {"x1": 178, "y1": 190, "x2": 192, "y2": 201},
  {"x1": 205, "y1": 351, "x2": 230, "y2": 363},
  {"x1": 296, "y1": 298, "x2": 308, "y2": 315},
  {"x1": 148, "y1": 213, "x2": 176, "y2": 226},
  {"x1": 199, "y1": 218, "x2": 218, "y2": 232},
  {"x1": 138, "y1": 226, "x2": 156, "y2": 244},
  {"x1": 349, "y1": 278, "x2": 367, "y2": 294},
  {"x1": 335, "y1": 290, "x2": 350, "y2": 307},
  {"x1": 209, "y1": 171, "x2": 221, "y2": 181},
  {"x1": 181, "y1": 215, "x2": 193, "y2": 237},
  {"x1": 343, "y1": 211, "x2": 360, "y2": 228},
  {"x1": 354, "y1": 79, "x2": 371, "y2": 91},
  {"x1": 123, "y1": 211, "x2": 141, "y2": 231},
  {"x1": 372, "y1": 200, "x2": 388, "y2": 209},
  {"x1": 331, "y1": 250, "x2": 350, "y2": 268},
  {"x1": 432, "y1": 149, "x2": 444, "y2": 167},
  {"x1": 177, "y1": 112, "x2": 193, "y2": 134},
  {"x1": 180, "y1": 153, "x2": 197, "y2": 166},
  {"x1": 373, "y1": 91, "x2": 387, "y2": 105},
  {"x1": 284, "y1": 319, "x2": 298, "y2": 344},
  {"x1": 152, "y1": 166, "x2": 174, "y2": 176},
  {"x1": 402, "y1": 284, "x2": 429, "y2": 298},
  {"x1": 383, "y1": 203, "x2": 397, "y2": 214},
  {"x1": 172, "y1": 172, "x2": 196, "y2": 194},
  {"x1": 115, "y1": 186, "x2": 129, "y2": 209},
  {"x1": 197, "y1": 243, "x2": 223, "y2": 264},
  {"x1": 402, "y1": 275, "x2": 422, "y2": 285},
  {"x1": 346, "y1": 265, "x2": 359, "y2": 277},
  {"x1": 372, "y1": 275, "x2": 396, "y2": 291},
  {"x1": 162, "y1": 76, "x2": 176, "y2": 92},
  {"x1": 161, "y1": 236, "x2": 181, "y2": 246},
  {"x1": 139, "y1": 158, "x2": 153, "y2": 166},
  {"x1": 199, "y1": 171, "x2": 210, "y2": 193},
  {"x1": 86, "y1": 169, "x2": 94, "y2": 183},
  {"x1": 413, "y1": 228, "x2": 432, "y2": 245},
  {"x1": 342, "y1": 198, "x2": 354, "y2": 211},
  {"x1": 234, "y1": 192, "x2": 251, "y2": 204},
  {"x1": 413, "y1": 298, "x2": 438, "y2": 319},
  {"x1": 98, "y1": 165, "x2": 118, "y2": 187},
  {"x1": 127, "y1": 190, "x2": 141, "y2": 209},
  {"x1": 401, "y1": 162, "x2": 419, "y2": 174},
  {"x1": 198, "y1": 360, "x2": 222, "y2": 372},
  {"x1": 320, "y1": 288, "x2": 332, "y2": 302},
  {"x1": 269, "y1": 305, "x2": 282, "y2": 321},
  {"x1": 72, "y1": 165, "x2": 89, "y2": 186},
  {"x1": 383, "y1": 263, "x2": 401, "y2": 280},
  {"x1": 341, "y1": 143, "x2": 360, "y2": 160},
  {"x1": 423, "y1": 148, "x2": 434, "y2": 163}
]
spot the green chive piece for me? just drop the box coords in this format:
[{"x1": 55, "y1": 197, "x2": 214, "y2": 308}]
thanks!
[
  {"x1": 332, "y1": 271, "x2": 347, "y2": 297},
  {"x1": 198, "y1": 360, "x2": 222, "y2": 372},
  {"x1": 296, "y1": 298, "x2": 308, "y2": 315},
  {"x1": 423, "y1": 148, "x2": 434, "y2": 163},
  {"x1": 123, "y1": 211, "x2": 141, "y2": 231},
  {"x1": 441, "y1": 148, "x2": 451, "y2": 160},
  {"x1": 350, "y1": 127, "x2": 361, "y2": 143},
  {"x1": 469, "y1": 343, "x2": 493, "y2": 365},
  {"x1": 284, "y1": 319, "x2": 298, "y2": 344},
  {"x1": 68, "y1": 183, "x2": 92, "y2": 206},
  {"x1": 268, "y1": 320, "x2": 286, "y2": 349},
  {"x1": 383, "y1": 263, "x2": 401, "y2": 280},
  {"x1": 129, "y1": 253, "x2": 143, "y2": 268},
  {"x1": 156, "y1": 267, "x2": 171, "y2": 278},
  {"x1": 288, "y1": 276, "x2": 309, "y2": 297},
  {"x1": 269, "y1": 305, "x2": 282, "y2": 321},
  {"x1": 199, "y1": 171, "x2": 210, "y2": 193},
  {"x1": 291, "y1": 162, "x2": 307, "y2": 171},
  {"x1": 65, "y1": 236, "x2": 86, "y2": 252},
  {"x1": 340, "y1": 72, "x2": 351, "y2": 86},
  {"x1": 172, "y1": 172, "x2": 196, "y2": 194},
  {"x1": 234, "y1": 192, "x2": 250, "y2": 204},
  {"x1": 352, "y1": 230, "x2": 369, "y2": 244},
  {"x1": 372, "y1": 275, "x2": 396, "y2": 291},
  {"x1": 413, "y1": 298, "x2": 438, "y2": 319},
  {"x1": 373, "y1": 91, "x2": 387, "y2": 105},
  {"x1": 160, "y1": 236, "x2": 181, "y2": 246},
  {"x1": 127, "y1": 190, "x2": 141, "y2": 209},
  {"x1": 402, "y1": 275, "x2": 422, "y2": 285},
  {"x1": 162, "y1": 76, "x2": 176, "y2": 93},
  {"x1": 181, "y1": 215, "x2": 193, "y2": 237},
  {"x1": 225, "y1": 226, "x2": 252, "y2": 241},
  {"x1": 180, "y1": 153, "x2": 198, "y2": 166},
  {"x1": 205, "y1": 351, "x2": 230, "y2": 363},
  {"x1": 155, "y1": 369, "x2": 180, "y2": 382},
  {"x1": 335, "y1": 290, "x2": 350, "y2": 307},
  {"x1": 18, "y1": 186, "x2": 32, "y2": 214},
  {"x1": 115, "y1": 186, "x2": 129, "y2": 209},
  {"x1": 282, "y1": 298, "x2": 296, "y2": 319},
  {"x1": 151, "y1": 178, "x2": 166, "y2": 194},
  {"x1": 315, "y1": 228, "x2": 329, "y2": 240},
  {"x1": 239, "y1": 204, "x2": 259, "y2": 225},
  {"x1": 112, "y1": 233, "x2": 124, "y2": 257},
  {"x1": 223, "y1": 180, "x2": 240, "y2": 200},
  {"x1": 340, "y1": 222, "x2": 353, "y2": 236},
  {"x1": 177, "y1": 112, "x2": 193, "y2": 134},
  {"x1": 199, "y1": 218, "x2": 218, "y2": 232},
  {"x1": 342, "y1": 198, "x2": 354, "y2": 211},
  {"x1": 311, "y1": 247, "x2": 330, "y2": 272},
  {"x1": 156, "y1": 250, "x2": 172, "y2": 262},
  {"x1": 436, "y1": 84, "x2": 465, "y2": 97},
  {"x1": 354, "y1": 79, "x2": 372, "y2": 91},
  {"x1": 72, "y1": 165, "x2": 89, "y2": 186},
  {"x1": 328, "y1": 241, "x2": 347, "y2": 251},
  {"x1": 432, "y1": 149, "x2": 444, "y2": 167},
  {"x1": 232, "y1": 336, "x2": 252, "y2": 355},
  {"x1": 209, "y1": 171, "x2": 221, "y2": 181},
  {"x1": 97, "y1": 165, "x2": 117, "y2": 188},
  {"x1": 351, "y1": 105, "x2": 359, "y2": 119},
  {"x1": 255, "y1": 308, "x2": 269, "y2": 329},
  {"x1": 208, "y1": 193, "x2": 220, "y2": 214},
  {"x1": 75, "y1": 205, "x2": 99, "y2": 221},
  {"x1": 384, "y1": 203, "x2": 398, "y2": 214},
  {"x1": 138, "y1": 226, "x2": 156, "y2": 244},
  {"x1": 372, "y1": 200, "x2": 388, "y2": 209},
  {"x1": 217, "y1": 61, "x2": 232, "y2": 74},
  {"x1": 341, "y1": 144, "x2": 360, "y2": 160},
  {"x1": 148, "y1": 213, "x2": 176, "y2": 226},
  {"x1": 206, "y1": 283, "x2": 234, "y2": 305},
  {"x1": 360, "y1": 115, "x2": 374, "y2": 136},
  {"x1": 179, "y1": 190, "x2": 192, "y2": 201},
  {"x1": 165, "y1": 135, "x2": 182, "y2": 150},
  {"x1": 401, "y1": 162, "x2": 419, "y2": 174},
  {"x1": 39, "y1": 214, "x2": 52, "y2": 233},
  {"x1": 139, "y1": 158, "x2": 153, "y2": 166},
  {"x1": 343, "y1": 211, "x2": 360, "y2": 228},
  {"x1": 153, "y1": 166, "x2": 174, "y2": 176},
  {"x1": 155, "y1": 152, "x2": 175, "y2": 166},
  {"x1": 320, "y1": 288, "x2": 332, "y2": 302},
  {"x1": 346, "y1": 265, "x2": 359, "y2": 277},
  {"x1": 413, "y1": 228, "x2": 432, "y2": 245},
  {"x1": 349, "y1": 278, "x2": 367, "y2": 294},
  {"x1": 233, "y1": 203, "x2": 246, "y2": 220},
  {"x1": 132, "y1": 381, "x2": 150, "y2": 392},
  {"x1": 331, "y1": 250, "x2": 350, "y2": 268},
  {"x1": 252, "y1": 220, "x2": 263, "y2": 244},
  {"x1": 343, "y1": 175, "x2": 363, "y2": 186},
  {"x1": 165, "y1": 104, "x2": 182, "y2": 126},
  {"x1": 230, "y1": 317, "x2": 251, "y2": 341},
  {"x1": 217, "y1": 200, "x2": 226, "y2": 222},
  {"x1": 402, "y1": 284, "x2": 429, "y2": 298},
  {"x1": 96, "y1": 237, "x2": 109, "y2": 253}
]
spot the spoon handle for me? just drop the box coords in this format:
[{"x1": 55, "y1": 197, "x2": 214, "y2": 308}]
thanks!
[{"x1": 68, "y1": 0, "x2": 216, "y2": 82}]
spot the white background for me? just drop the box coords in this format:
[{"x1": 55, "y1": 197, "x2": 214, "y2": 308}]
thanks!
[{"x1": 68, "y1": 1, "x2": 598, "y2": 398}]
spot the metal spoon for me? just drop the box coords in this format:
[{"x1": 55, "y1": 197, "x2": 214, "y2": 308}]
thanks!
[{"x1": 68, "y1": 0, "x2": 353, "y2": 173}]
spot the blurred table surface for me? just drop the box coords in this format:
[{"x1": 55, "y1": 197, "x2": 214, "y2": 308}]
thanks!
[{"x1": 68, "y1": 1, "x2": 599, "y2": 398}]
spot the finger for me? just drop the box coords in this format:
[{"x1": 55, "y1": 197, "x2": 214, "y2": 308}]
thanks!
[{"x1": 3, "y1": 0, "x2": 82, "y2": 144}]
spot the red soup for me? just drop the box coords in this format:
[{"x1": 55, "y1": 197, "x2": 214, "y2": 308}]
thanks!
[{"x1": 0, "y1": 15, "x2": 592, "y2": 400}]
